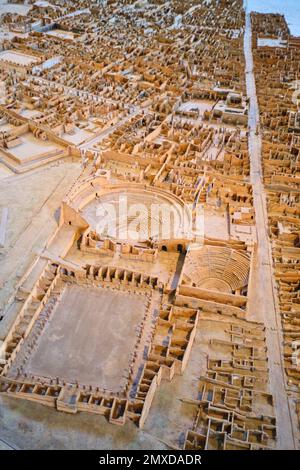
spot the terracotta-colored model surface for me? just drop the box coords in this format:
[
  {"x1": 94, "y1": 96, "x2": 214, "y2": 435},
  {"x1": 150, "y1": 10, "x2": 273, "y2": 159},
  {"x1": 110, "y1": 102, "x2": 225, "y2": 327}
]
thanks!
[
  {"x1": 14, "y1": 286, "x2": 147, "y2": 391},
  {"x1": 0, "y1": 0, "x2": 299, "y2": 450}
]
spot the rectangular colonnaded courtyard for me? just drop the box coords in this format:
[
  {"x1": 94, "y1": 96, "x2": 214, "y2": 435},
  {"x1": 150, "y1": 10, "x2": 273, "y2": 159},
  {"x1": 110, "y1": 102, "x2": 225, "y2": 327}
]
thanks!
[
  {"x1": 20, "y1": 285, "x2": 147, "y2": 392},
  {"x1": 0, "y1": 50, "x2": 39, "y2": 66}
]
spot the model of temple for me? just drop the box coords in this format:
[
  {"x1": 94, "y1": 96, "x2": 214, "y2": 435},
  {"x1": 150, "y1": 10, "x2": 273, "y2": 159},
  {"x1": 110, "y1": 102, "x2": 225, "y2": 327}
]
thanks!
[{"x1": 0, "y1": 0, "x2": 299, "y2": 450}]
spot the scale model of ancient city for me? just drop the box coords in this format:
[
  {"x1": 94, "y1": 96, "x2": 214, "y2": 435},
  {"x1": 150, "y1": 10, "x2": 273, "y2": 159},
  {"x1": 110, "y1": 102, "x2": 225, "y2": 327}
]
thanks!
[{"x1": 0, "y1": 0, "x2": 299, "y2": 451}]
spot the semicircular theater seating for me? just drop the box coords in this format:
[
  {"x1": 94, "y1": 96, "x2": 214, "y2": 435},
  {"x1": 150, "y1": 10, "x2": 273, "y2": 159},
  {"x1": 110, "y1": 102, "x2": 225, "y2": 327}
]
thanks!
[
  {"x1": 182, "y1": 246, "x2": 250, "y2": 294},
  {"x1": 81, "y1": 187, "x2": 191, "y2": 243}
]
